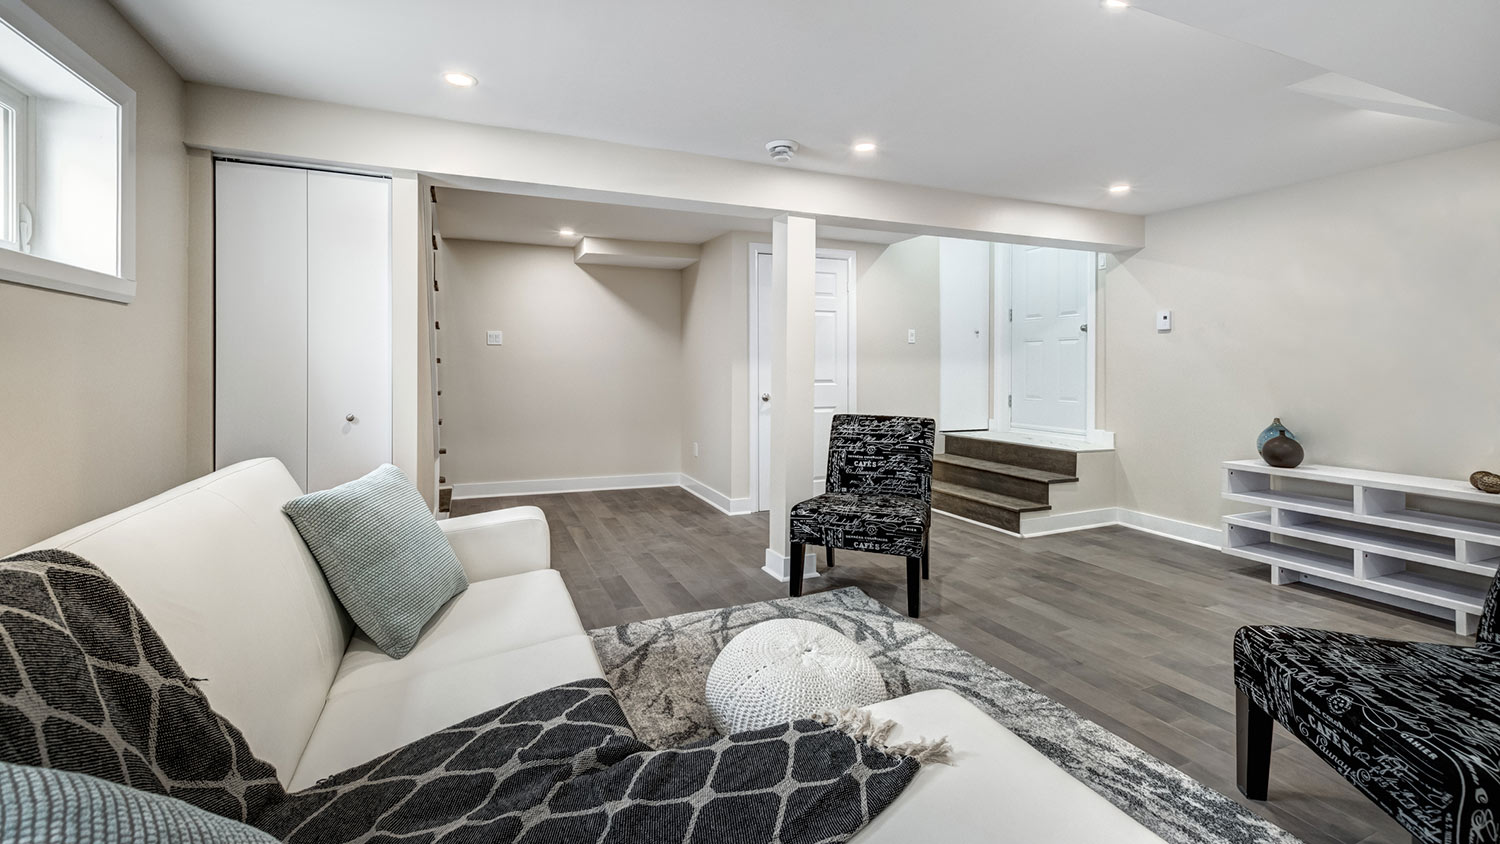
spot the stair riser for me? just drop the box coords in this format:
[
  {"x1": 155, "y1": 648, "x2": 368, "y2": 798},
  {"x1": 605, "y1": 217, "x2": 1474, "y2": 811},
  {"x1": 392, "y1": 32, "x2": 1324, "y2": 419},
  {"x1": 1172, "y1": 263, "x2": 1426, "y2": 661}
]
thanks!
[
  {"x1": 944, "y1": 437, "x2": 1077, "y2": 476},
  {"x1": 932, "y1": 490, "x2": 1020, "y2": 533},
  {"x1": 933, "y1": 461, "x2": 1050, "y2": 504}
]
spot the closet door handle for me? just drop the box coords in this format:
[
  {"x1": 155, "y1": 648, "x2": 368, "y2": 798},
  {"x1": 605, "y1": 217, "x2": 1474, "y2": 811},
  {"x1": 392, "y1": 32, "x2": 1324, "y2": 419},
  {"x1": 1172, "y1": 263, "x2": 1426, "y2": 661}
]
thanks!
[{"x1": 345, "y1": 414, "x2": 356, "y2": 422}]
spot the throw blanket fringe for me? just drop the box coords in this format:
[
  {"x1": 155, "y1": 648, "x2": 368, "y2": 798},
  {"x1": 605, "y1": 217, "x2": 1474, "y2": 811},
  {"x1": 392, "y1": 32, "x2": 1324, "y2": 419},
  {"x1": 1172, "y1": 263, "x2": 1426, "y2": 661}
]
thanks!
[{"x1": 814, "y1": 707, "x2": 955, "y2": 765}]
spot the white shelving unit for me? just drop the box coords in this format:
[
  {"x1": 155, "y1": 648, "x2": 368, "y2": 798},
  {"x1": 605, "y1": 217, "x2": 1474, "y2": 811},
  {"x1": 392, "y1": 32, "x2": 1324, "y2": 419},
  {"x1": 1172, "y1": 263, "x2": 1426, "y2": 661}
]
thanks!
[{"x1": 1222, "y1": 460, "x2": 1500, "y2": 634}]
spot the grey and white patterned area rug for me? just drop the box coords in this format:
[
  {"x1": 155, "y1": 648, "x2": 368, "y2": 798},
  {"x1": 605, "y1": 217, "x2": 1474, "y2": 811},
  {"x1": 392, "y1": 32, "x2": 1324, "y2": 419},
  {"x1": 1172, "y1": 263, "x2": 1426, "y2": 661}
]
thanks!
[{"x1": 588, "y1": 586, "x2": 1301, "y2": 844}]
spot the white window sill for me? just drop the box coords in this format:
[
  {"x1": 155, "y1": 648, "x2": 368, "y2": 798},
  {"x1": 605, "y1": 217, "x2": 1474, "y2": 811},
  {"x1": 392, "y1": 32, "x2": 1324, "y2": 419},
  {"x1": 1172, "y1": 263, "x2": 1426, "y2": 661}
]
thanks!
[{"x1": 0, "y1": 248, "x2": 133, "y2": 303}]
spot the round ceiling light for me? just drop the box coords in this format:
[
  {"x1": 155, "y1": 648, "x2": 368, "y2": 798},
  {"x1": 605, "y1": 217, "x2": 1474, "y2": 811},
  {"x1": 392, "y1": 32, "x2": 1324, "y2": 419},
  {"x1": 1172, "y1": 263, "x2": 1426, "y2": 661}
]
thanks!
[
  {"x1": 1108, "y1": 183, "x2": 1132, "y2": 195},
  {"x1": 443, "y1": 71, "x2": 478, "y2": 88},
  {"x1": 853, "y1": 141, "x2": 877, "y2": 153},
  {"x1": 558, "y1": 228, "x2": 576, "y2": 238}
]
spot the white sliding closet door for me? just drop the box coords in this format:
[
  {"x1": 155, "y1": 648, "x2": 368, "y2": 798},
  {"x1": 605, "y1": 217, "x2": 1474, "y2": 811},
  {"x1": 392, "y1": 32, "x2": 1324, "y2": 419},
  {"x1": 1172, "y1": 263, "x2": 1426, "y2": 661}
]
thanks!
[
  {"x1": 214, "y1": 162, "x2": 310, "y2": 486},
  {"x1": 306, "y1": 171, "x2": 392, "y2": 491},
  {"x1": 215, "y1": 161, "x2": 391, "y2": 492}
]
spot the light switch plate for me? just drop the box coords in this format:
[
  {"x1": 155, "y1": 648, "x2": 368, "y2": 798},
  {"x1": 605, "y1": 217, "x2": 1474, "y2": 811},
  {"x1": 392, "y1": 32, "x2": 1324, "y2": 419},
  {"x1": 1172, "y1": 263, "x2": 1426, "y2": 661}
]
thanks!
[
  {"x1": 1156, "y1": 310, "x2": 1172, "y2": 332},
  {"x1": 487, "y1": 330, "x2": 503, "y2": 346},
  {"x1": 907, "y1": 329, "x2": 917, "y2": 344}
]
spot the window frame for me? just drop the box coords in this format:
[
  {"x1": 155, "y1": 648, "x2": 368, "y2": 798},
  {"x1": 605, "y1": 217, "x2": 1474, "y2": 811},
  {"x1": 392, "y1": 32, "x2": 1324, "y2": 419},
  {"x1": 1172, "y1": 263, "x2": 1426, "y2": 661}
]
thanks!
[
  {"x1": 0, "y1": 0, "x2": 137, "y2": 303},
  {"x1": 0, "y1": 74, "x2": 34, "y2": 253}
]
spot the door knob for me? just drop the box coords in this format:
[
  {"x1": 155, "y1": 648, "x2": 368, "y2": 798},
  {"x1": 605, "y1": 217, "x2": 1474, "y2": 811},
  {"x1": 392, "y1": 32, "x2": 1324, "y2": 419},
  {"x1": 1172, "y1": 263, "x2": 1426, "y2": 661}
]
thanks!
[
  {"x1": 1080, "y1": 324, "x2": 1089, "y2": 333},
  {"x1": 345, "y1": 414, "x2": 355, "y2": 422},
  {"x1": 761, "y1": 393, "x2": 771, "y2": 402}
]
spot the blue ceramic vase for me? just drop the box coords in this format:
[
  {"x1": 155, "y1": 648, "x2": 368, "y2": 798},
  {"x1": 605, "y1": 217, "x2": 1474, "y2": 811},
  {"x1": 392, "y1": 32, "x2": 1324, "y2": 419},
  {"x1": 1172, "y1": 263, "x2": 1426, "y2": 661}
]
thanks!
[{"x1": 1256, "y1": 418, "x2": 1296, "y2": 456}]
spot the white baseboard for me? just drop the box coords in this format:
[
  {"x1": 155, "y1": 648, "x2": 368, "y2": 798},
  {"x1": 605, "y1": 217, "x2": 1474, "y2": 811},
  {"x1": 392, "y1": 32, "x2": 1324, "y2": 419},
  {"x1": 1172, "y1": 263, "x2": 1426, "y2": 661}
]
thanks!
[
  {"x1": 679, "y1": 475, "x2": 754, "y2": 516},
  {"x1": 761, "y1": 547, "x2": 821, "y2": 583},
  {"x1": 451, "y1": 472, "x2": 756, "y2": 517},
  {"x1": 1014, "y1": 507, "x2": 1223, "y2": 548},
  {"x1": 1113, "y1": 509, "x2": 1223, "y2": 548},
  {"x1": 451, "y1": 473, "x2": 680, "y2": 499}
]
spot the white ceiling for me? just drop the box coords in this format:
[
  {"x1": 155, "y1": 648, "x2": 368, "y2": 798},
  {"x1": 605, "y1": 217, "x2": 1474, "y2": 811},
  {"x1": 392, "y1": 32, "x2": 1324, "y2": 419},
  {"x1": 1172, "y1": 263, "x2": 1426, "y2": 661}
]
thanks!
[
  {"x1": 434, "y1": 189, "x2": 910, "y2": 247},
  {"x1": 111, "y1": 0, "x2": 1500, "y2": 215}
]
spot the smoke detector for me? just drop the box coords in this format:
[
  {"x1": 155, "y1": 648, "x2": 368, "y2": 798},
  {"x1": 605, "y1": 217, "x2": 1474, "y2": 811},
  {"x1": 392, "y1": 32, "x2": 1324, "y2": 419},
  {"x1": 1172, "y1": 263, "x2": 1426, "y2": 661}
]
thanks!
[{"x1": 765, "y1": 139, "x2": 800, "y2": 163}]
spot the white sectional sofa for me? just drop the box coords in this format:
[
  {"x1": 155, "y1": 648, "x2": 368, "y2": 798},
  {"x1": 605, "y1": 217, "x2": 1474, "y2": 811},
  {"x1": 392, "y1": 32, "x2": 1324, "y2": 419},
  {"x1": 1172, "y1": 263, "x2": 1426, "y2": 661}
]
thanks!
[{"x1": 23, "y1": 458, "x2": 1165, "y2": 843}]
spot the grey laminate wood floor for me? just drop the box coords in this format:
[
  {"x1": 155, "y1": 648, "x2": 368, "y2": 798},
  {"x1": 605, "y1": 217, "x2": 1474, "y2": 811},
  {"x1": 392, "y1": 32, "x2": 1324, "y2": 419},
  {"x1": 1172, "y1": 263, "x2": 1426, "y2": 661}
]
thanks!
[{"x1": 453, "y1": 486, "x2": 1467, "y2": 844}]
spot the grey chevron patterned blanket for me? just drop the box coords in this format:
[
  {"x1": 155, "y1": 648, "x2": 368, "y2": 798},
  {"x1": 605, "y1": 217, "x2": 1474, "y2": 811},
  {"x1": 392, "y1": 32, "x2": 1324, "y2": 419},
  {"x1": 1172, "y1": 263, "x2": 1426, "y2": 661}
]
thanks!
[{"x1": 0, "y1": 549, "x2": 932, "y2": 843}]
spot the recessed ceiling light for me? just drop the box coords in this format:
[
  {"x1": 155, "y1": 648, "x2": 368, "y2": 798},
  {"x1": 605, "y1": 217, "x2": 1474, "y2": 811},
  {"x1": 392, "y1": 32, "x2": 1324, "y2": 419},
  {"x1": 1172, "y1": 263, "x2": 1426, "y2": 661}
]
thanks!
[
  {"x1": 1102, "y1": 0, "x2": 1129, "y2": 8},
  {"x1": 853, "y1": 141, "x2": 877, "y2": 153},
  {"x1": 1108, "y1": 183, "x2": 1132, "y2": 195},
  {"x1": 443, "y1": 71, "x2": 478, "y2": 88},
  {"x1": 558, "y1": 228, "x2": 576, "y2": 237}
]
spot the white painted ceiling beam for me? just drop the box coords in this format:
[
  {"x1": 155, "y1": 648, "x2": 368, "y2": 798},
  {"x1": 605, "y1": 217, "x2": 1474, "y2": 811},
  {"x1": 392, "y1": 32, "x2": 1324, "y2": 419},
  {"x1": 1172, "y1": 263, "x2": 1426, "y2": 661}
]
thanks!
[{"x1": 573, "y1": 237, "x2": 701, "y2": 270}]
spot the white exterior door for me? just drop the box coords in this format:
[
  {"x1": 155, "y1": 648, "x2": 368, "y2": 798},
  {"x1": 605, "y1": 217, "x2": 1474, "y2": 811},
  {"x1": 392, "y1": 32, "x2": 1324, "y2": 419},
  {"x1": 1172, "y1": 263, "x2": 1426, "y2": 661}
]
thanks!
[
  {"x1": 938, "y1": 238, "x2": 991, "y2": 431},
  {"x1": 754, "y1": 247, "x2": 854, "y2": 509},
  {"x1": 1009, "y1": 245, "x2": 1093, "y2": 434},
  {"x1": 306, "y1": 170, "x2": 392, "y2": 492}
]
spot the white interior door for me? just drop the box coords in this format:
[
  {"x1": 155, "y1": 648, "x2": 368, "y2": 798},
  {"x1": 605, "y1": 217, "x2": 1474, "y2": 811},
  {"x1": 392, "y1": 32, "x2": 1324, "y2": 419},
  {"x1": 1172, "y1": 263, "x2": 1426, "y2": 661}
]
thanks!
[
  {"x1": 214, "y1": 161, "x2": 310, "y2": 488},
  {"x1": 754, "y1": 247, "x2": 853, "y2": 509},
  {"x1": 306, "y1": 170, "x2": 393, "y2": 492},
  {"x1": 1009, "y1": 245, "x2": 1093, "y2": 434},
  {"x1": 810, "y1": 255, "x2": 851, "y2": 495},
  {"x1": 938, "y1": 238, "x2": 991, "y2": 431}
]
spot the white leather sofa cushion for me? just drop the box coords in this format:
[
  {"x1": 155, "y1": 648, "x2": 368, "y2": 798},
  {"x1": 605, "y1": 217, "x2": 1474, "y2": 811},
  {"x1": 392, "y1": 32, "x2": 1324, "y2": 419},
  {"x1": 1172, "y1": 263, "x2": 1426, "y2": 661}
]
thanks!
[
  {"x1": 857, "y1": 690, "x2": 1166, "y2": 843},
  {"x1": 439, "y1": 506, "x2": 551, "y2": 581},
  {"x1": 330, "y1": 569, "x2": 585, "y2": 697},
  {"x1": 24, "y1": 459, "x2": 351, "y2": 785},
  {"x1": 290, "y1": 633, "x2": 605, "y2": 789}
]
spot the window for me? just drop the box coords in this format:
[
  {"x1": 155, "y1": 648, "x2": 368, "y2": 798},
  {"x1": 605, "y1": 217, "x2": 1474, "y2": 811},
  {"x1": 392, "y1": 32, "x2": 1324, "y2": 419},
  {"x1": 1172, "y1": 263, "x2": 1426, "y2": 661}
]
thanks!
[
  {"x1": 0, "y1": 0, "x2": 136, "y2": 302},
  {"x1": 0, "y1": 75, "x2": 32, "y2": 254}
]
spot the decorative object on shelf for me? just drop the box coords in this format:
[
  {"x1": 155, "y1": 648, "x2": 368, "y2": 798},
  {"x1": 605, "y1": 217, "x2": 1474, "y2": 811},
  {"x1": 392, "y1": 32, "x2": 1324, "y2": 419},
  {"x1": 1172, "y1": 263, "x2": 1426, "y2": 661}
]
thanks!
[
  {"x1": 1255, "y1": 418, "x2": 1296, "y2": 456},
  {"x1": 1473, "y1": 471, "x2": 1500, "y2": 494},
  {"x1": 1260, "y1": 433, "x2": 1304, "y2": 469}
]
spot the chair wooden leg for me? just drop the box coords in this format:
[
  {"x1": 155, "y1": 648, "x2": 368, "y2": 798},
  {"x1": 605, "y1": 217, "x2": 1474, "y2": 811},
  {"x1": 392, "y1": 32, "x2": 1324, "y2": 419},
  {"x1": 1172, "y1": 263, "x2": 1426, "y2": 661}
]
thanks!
[
  {"x1": 826, "y1": 546, "x2": 835, "y2": 568},
  {"x1": 789, "y1": 542, "x2": 805, "y2": 598},
  {"x1": 1237, "y1": 687, "x2": 1273, "y2": 800},
  {"x1": 921, "y1": 541, "x2": 930, "y2": 580},
  {"x1": 906, "y1": 556, "x2": 921, "y2": 618}
]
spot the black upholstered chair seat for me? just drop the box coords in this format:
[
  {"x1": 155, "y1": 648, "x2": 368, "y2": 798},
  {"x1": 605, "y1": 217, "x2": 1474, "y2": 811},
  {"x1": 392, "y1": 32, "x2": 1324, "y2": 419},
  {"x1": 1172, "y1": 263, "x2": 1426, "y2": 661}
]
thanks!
[
  {"x1": 790, "y1": 493, "x2": 929, "y2": 559},
  {"x1": 1234, "y1": 572, "x2": 1500, "y2": 844},
  {"x1": 787, "y1": 414, "x2": 935, "y2": 618}
]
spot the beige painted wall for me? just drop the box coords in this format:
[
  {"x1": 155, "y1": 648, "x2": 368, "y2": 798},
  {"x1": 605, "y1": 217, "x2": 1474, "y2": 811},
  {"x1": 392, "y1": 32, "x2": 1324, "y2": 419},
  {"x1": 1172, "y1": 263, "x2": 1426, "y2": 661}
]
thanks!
[
  {"x1": 1105, "y1": 139, "x2": 1500, "y2": 530},
  {"x1": 439, "y1": 240, "x2": 682, "y2": 485},
  {"x1": 856, "y1": 237, "x2": 942, "y2": 421},
  {"x1": 679, "y1": 232, "x2": 740, "y2": 497},
  {"x1": 0, "y1": 0, "x2": 189, "y2": 552}
]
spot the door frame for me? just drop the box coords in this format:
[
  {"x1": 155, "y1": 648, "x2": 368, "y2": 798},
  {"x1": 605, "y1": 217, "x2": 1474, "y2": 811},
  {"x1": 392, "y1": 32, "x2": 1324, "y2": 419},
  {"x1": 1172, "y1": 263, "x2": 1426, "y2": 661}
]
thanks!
[
  {"x1": 991, "y1": 244, "x2": 1099, "y2": 439},
  {"x1": 747, "y1": 242, "x2": 858, "y2": 513}
]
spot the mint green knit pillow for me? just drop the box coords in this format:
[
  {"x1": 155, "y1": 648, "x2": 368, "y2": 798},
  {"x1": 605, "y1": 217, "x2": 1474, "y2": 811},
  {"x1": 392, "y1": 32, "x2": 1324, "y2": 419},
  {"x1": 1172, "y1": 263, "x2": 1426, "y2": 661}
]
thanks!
[
  {"x1": 283, "y1": 465, "x2": 467, "y2": 659},
  {"x1": 0, "y1": 761, "x2": 278, "y2": 843}
]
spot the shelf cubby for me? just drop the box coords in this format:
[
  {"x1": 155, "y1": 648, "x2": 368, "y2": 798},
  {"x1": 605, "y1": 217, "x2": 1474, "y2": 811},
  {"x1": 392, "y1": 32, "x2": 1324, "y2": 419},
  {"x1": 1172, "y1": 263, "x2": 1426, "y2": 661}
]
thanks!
[{"x1": 1222, "y1": 460, "x2": 1500, "y2": 634}]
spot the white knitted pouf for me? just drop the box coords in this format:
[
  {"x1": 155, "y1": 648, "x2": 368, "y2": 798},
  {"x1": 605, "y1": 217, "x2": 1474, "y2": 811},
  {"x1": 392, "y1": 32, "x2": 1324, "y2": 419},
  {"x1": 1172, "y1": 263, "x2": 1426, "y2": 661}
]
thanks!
[{"x1": 705, "y1": 619, "x2": 886, "y2": 734}]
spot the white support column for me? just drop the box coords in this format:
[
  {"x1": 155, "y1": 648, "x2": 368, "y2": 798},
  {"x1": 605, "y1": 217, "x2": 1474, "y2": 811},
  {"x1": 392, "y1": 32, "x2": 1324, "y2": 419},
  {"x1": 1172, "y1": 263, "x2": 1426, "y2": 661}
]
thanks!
[{"x1": 764, "y1": 215, "x2": 819, "y2": 581}]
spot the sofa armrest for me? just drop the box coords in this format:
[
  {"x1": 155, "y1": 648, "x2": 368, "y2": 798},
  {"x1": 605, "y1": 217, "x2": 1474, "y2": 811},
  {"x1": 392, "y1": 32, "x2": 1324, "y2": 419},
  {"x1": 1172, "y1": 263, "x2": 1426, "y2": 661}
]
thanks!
[
  {"x1": 854, "y1": 690, "x2": 1166, "y2": 843},
  {"x1": 438, "y1": 506, "x2": 551, "y2": 582}
]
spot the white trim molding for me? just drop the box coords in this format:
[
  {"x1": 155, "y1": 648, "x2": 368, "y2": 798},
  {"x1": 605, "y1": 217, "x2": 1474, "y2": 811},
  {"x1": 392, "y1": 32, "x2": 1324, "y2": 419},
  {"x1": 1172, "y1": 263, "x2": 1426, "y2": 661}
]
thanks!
[
  {"x1": 761, "y1": 547, "x2": 820, "y2": 583},
  {"x1": 451, "y1": 473, "x2": 681, "y2": 499},
  {"x1": 452, "y1": 472, "x2": 756, "y2": 517},
  {"x1": 933, "y1": 506, "x2": 1224, "y2": 548},
  {"x1": 680, "y1": 474, "x2": 753, "y2": 516}
]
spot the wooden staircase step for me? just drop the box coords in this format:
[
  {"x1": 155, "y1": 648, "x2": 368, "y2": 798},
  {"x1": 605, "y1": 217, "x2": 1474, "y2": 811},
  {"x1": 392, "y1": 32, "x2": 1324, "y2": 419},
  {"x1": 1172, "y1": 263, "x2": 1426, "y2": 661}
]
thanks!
[
  {"x1": 933, "y1": 453, "x2": 1077, "y2": 505},
  {"x1": 942, "y1": 435, "x2": 1078, "y2": 476},
  {"x1": 931, "y1": 480, "x2": 1050, "y2": 534}
]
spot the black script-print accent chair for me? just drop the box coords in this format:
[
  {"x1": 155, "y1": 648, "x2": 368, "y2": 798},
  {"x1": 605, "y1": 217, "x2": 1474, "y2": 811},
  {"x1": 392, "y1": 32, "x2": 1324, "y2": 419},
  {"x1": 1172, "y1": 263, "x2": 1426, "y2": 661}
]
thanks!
[
  {"x1": 1234, "y1": 571, "x2": 1500, "y2": 844},
  {"x1": 788, "y1": 414, "x2": 935, "y2": 618}
]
